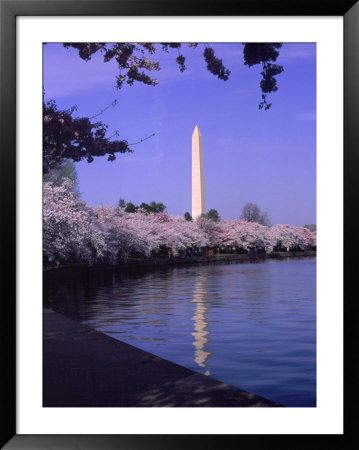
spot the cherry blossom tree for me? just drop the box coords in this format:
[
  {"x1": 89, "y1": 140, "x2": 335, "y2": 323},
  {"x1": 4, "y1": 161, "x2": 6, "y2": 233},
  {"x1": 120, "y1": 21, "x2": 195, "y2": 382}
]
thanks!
[
  {"x1": 162, "y1": 216, "x2": 209, "y2": 255},
  {"x1": 43, "y1": 186, "x2": 315, "y2": 265},
  {"x1": 268, "y1": 224, "x2": 315, "y2": 251},
  {"x1": 43, "y1": 179, "x2": 106, "y2": 264},
  {"x1": 298, "y1": 226, "x2": 316, "y2": 248},
  {"x1": 311, "y1": 231, "x2": 317, "y2": 247},
  {"x1": 43, "y1": 100, "x2": 132, "y2": 174},
  {"x1": 95, "y1": 206, "x2": 168, "y2": 261},
  {"x1": 220, "y1": 220, "x2": 271, "y2": 251},
  {"x1": 93, "y1": 206, "x2": 134, "y2": 262},
  {"x1": 195, "y1": 217, "x2": 223, "y2": 247},
  {"x1": 64, "y1": 42, "x2": 283, "y2": 108}
]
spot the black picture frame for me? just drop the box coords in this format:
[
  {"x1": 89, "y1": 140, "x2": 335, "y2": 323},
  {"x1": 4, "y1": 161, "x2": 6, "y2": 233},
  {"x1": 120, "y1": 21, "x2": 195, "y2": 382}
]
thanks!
[{"x1": 1, "y1": 0, "x2": 357, "y2": 448}]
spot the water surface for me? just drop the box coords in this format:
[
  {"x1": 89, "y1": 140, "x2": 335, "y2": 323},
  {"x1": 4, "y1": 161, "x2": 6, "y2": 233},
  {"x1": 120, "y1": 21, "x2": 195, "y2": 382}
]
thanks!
[{"x1": 44, "y1": 257, "x2": 316, "y2": 406}]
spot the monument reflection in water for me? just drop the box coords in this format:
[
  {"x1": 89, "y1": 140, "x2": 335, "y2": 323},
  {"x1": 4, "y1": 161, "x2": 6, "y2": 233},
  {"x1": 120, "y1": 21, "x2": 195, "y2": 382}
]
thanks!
[{"x1": 192, "y1": 273, "x2": 212, "y2": 375}]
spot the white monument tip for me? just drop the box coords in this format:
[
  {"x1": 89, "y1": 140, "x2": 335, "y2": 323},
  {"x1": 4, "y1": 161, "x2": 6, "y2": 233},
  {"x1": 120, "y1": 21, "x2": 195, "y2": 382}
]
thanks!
[{"x1": 193, "y1": 125, "x2": 201, "y2": 136}]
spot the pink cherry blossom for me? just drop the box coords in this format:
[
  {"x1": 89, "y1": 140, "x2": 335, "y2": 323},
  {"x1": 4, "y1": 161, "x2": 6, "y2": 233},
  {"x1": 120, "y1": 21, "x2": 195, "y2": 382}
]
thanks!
[{"x1": 43, "y1": 181, "x2": 316, "y2": 265}]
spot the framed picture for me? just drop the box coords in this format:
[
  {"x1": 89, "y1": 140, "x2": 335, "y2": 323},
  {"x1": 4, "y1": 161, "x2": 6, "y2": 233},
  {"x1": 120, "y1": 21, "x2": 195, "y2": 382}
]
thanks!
[{"x1": 1, "y1": 0, "x2": 356, "y2": 448}]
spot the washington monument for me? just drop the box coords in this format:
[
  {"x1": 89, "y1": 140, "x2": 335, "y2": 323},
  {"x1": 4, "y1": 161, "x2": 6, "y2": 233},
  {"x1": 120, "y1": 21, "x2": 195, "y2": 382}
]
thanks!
[{"x1": 192, "y1": 125, "x2": 206, "y2": 220}]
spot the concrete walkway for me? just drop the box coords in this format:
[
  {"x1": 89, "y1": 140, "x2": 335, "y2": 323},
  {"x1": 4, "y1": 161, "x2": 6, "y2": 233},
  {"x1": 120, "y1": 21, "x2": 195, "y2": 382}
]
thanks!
[{"x1": 43, "y1": 308, "x2": 282, "y2": 407}]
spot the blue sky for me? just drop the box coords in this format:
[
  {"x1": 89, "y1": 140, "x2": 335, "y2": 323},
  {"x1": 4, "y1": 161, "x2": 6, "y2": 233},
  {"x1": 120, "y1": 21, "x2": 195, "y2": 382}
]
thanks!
[{"x1": 43, "y1": 43, "x2": 316, "y2": 226}]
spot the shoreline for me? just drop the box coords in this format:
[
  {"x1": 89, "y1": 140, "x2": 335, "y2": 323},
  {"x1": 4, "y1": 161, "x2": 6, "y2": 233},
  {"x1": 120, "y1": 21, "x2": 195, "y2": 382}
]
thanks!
[
  {"x1": 43, "y1": 308, "x2": 282, "y2": 407},
  {"x1": 43, "y1": 251, "x2": 316, "y2": 278}
]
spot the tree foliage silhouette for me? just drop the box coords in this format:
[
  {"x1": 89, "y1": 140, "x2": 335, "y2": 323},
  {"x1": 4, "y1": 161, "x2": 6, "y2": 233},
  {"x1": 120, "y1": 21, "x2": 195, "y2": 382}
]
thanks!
[
  {"x1": 240, "y1": 203, "x2": 271, "y2": 226},
  {"x1": 43, "y1": 43, "x2": 283, "y2": 173}
]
